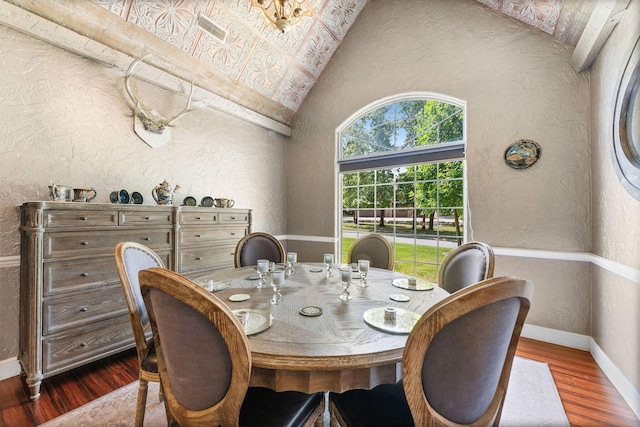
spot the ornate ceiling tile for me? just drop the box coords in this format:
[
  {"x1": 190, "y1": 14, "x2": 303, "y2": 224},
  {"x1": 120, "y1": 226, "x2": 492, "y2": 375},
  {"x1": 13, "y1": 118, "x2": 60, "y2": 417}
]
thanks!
[
  {"x1": 295, "y1": 22, "x2": 338, "y2": 77},
  {"x1": 274, "y1": 66, "x2": 316, "y2": 111},
  {"x1": 85, "y1": 0, "x2": 571, "y2": 121},
  {"x1": 320, "y1": 0, "x2": 367, "y2": 39},
  {"x1": 475, "y1": 0, "x2": 564, "y2": 35}
]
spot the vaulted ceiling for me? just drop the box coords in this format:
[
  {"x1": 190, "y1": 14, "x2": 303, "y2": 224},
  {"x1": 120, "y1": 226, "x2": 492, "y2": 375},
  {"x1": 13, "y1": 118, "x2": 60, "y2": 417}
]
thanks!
[{"x1": 0, "y1": 0, "x2": 619, "y2": 135}]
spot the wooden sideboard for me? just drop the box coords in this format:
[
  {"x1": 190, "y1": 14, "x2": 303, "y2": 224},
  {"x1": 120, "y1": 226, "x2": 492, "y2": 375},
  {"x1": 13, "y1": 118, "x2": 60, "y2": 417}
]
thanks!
[{"x1": 19, "y1": 202, "x2": 251, "y2": 400}]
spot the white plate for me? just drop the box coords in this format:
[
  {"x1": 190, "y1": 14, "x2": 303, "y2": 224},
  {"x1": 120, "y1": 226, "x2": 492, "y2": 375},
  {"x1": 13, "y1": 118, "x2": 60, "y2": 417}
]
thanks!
[
  {"x1": 363, "y1": 307, "x2": 421, "y2": 334},
  {"x1": 392, "y1": 278, "x2": 435, "y2": 291},
  {"x1": 232, "y1": 309, "x2": 272, "y2": 335},
  {"x1": 389, "y1": 294, "x2": 410, "y2": 302},
  {"x1": 309, "y1": 268, "x2": 323, "y2": 273},
  {"x1": 229, "y1": 293, "x2": 250, "y2": 302}
]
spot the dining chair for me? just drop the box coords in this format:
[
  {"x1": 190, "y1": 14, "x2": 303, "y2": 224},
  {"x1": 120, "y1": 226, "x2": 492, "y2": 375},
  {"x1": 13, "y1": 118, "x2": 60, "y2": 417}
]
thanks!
[
  {"x1": 329, "y1": 275, "x2": 533, "y2": 427},
  {"x1": 114, "y1": 242, "x2": 166, "y2": 427},
  {"x1": 438, "y1": 241, "x2": 495, "y2": 293},
  {"x1": 139, "y1": 267, "x2": 325, "y2": 427},
  {"x1": 346, "y1": 233, "x2": 394, "y2": 270},
  {"x1": 234, "y1": 232, "x2": 286, "y2": 267}
]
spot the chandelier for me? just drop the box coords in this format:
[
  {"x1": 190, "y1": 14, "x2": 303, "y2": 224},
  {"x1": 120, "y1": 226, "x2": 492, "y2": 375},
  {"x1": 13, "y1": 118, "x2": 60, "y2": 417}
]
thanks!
[{"x1": 250, "y1": 0, "x2": 317, "y2": 33}]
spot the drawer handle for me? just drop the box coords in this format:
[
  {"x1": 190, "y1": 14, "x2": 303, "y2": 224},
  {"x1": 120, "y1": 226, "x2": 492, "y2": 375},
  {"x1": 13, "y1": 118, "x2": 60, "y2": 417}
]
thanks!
[
  {"x1": 145, "y1": 217, "x2": 151, "y2": 220},
  {"x1": 80, "y1": 216, "x2": 88, "y2": 221},
  {"x1": 195, "y1": 257, "x2": 202, "y2": 261},
  {"x1": 230, "y1": 232, "x2": 236, "y2": 236},
  {"x1": 80, "y1": 342, "x2": 88, "y2": 348},
  {"x1": 81, "y1": 241, "x2": 88, "y2": 246},
  {"x1": 80, "y1": 307, "x2": 88, "y2": 312},
  {"x1": 144, "y1": 237, "x2": 151, "y2": 241},
  {"x1": 196, "y1": 217, "x2": 202, "y2": 220},
  {"x1": 81, "y1": 272, "x2": 88, "y2": 277},
  {"x1": 231, "y1": 217, "x2": 237, "y2": 220},
  {"x1": 195, "y1": 234, "x2": 202, "y2": 238}
]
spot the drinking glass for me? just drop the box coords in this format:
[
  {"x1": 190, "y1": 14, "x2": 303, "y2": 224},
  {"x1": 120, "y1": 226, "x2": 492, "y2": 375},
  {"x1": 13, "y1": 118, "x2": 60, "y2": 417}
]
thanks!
[
  {"x1": 358, "y1": 259, "x2": 370, "y2": 288},
  {"x1": 324, "y1": 253, "x2": 334, "y2": 278},
  {"x1": 256, "y1": 259, "x2": 269, "y2": 288},
  {"x1": 339, "y1": 268, "x2": 352, "y2": 301},
  {"x1": 270, "y1": 269, "x2": 285, "y2": 304},
  {"x1": 285, "y1": 252, "x2": 297, "y2": 276}
]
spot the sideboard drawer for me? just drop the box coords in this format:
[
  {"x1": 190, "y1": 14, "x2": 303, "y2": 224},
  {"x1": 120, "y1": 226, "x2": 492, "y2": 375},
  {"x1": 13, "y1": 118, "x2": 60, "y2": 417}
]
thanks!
[
  {"x1": 44, "y1": 230, "x2": 172, "y2": 258},
  {"x1": 119, "y1": 210, "x2": 172, "y2": 226},
  {"x1": 180, "y1": 211, "x2": 218, "y2": 225},
  {"x1": 178, "y1": 245, "x2": 236, "y2": 273},
  {"x1": 43, "y1": 286, "x2": 127, "y2": 335},
  {"x1": 44, "y1": 210, "x2": 118, "y2": 228},
  {"x1": 179, "y1": 226, "x2": 246, "y2": 246},
  {"x1": 42, "y1": 317, "x2": 132, "y2": 374},
  {"x1": 43, "y1": 257, "x2": 117, "y2": 297},
  {"x1": 219, "y1": 212, "x2": 249, "y2": 224}
]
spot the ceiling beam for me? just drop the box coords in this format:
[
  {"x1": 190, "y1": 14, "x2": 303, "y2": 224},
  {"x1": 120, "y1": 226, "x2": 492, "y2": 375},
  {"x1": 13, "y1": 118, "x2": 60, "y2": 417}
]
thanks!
[
  {"x1": 570, "y1": 0, "x2": 632, "y2": 73},
  {"x1": 0, "y1": 0, "x2": 293, "y2": 135}
]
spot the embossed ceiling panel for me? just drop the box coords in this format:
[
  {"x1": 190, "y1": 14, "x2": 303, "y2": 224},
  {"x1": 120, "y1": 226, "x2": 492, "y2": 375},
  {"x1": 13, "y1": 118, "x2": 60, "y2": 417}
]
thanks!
[
  {"x1": 2, "y1": 0, "x2": 586, "y2": 132},
  {"x1": 475, "y1": 0, "x2": 564, "y2": 35},
  {"x1": 91, "y1": 0, "x2": 367, "y2": 112}
]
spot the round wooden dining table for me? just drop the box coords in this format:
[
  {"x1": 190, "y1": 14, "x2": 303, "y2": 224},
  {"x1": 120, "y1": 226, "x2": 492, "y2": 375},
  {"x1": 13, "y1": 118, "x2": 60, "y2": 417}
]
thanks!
[{"x1": 190, "y1": 263, "x2": 449, "y2": 394}]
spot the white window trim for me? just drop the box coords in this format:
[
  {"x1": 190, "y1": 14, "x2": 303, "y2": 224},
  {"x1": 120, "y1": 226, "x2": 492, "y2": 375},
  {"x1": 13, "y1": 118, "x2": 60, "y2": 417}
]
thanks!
[{"x1": 334, "y1": 92, "x2": 469, "y2": 262}]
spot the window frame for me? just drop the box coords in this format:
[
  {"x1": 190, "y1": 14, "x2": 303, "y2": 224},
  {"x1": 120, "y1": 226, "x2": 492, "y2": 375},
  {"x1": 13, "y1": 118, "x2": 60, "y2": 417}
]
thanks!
[{"x1": 334, "y1": 92, "x2": 468, "y2": 274}]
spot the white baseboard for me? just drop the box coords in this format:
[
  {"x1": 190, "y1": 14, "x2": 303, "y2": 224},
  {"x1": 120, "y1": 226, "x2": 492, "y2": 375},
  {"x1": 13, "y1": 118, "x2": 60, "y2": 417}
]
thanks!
[
  {"x1": 522, "y1": 323, "x2": 591, "y2": 350},
  {"x1": 590, "y1": 339, "x2": 640, "y2": 420},
  {"x1": 0, "y1": 357, "x2": 21, "y2": 382}
]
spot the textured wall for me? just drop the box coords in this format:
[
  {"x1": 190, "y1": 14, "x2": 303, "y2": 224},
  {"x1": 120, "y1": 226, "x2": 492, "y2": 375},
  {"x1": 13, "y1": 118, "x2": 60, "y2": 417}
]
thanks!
[
  {"x1": 288, "y1": 0, "x2": 591, "y2": 331},
  {"x1": 0, "y1": 25, "x2": 287, "y2": 360},
  {"x1": 590, "y1": 0, "x2": 640, "y2": 390}
]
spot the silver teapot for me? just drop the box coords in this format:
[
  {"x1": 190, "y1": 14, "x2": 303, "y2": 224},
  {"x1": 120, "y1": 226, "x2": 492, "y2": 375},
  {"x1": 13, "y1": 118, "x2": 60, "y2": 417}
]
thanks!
[{"x1": 152, "y1": 180, "x2": 180, "y2": 205}]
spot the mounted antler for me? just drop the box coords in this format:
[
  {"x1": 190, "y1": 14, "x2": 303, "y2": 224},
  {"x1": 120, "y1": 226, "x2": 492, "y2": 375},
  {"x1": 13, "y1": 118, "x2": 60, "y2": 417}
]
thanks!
[{"x1": 124, "y1": 53, "x2": 194, "y2": 134}]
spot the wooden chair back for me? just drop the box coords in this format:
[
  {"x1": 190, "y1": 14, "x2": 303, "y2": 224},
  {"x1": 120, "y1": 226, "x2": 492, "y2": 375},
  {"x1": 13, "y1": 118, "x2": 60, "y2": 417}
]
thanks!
[
  {"x1": 140, "y1": 267, "x2": 251, "y2": 427},
  {"x1": 234, "y1": 232, "x2": 285, "y2": 268},
  {"x1": 347, "y1": 234, "x2": 394, "y2": 270},
  {"x1": 114, "y1": 242, "x2": 164, "y2": 372},
  {"x1": 438, "y1": 241, "x2": 495, "y2": 293},
  {"x1": 402, "y1": 276, "x2": 533, "y2": 426}
]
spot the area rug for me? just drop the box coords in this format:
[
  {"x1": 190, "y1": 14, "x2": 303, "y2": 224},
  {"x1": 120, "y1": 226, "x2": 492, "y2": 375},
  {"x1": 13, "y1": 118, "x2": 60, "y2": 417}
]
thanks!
[{"x1": 38, "y1": 356, "x2": 569, "y2": 427}]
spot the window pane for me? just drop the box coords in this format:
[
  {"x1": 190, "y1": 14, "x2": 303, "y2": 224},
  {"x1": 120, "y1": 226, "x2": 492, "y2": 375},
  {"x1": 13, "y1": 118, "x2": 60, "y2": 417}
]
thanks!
[{"x1": 340, "y1": 97, "x2": 465, "y2": 281}]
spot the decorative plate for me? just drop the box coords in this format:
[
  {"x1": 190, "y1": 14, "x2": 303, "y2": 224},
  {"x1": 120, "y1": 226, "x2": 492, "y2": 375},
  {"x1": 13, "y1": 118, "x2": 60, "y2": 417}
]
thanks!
[
  {"x1": 504, "y1": 139, "x2": 541, "y2": 170},
  {"x1": 109, "y1": 191, "x2": 119, "y2": 204},
  {"x1": 232, "y1": 309, "x2": 272, "y2": 335},
  {"x1": 363, "y1": 307, "x2": 421, "y2": 334},
  {"x1": 300, "y1": 306, "x2": 323, "y2": 317},
  {"x1": 309, "y1": 267, "x2": 323, "y2": 273},
  {"x1": 389, "y1": 294, "x2": 410, "y2": 302},
  {"x1": 200, "y1": 196, "x2": 214, "y2": 207},
  {"x1": 229, "y1": 293, "x2": 250, "y2": 302},
  {"x1": 183, "y1": 196, "x2": 196, "y2": 206},
  {"x1": 131, "y1": 192, "x2": 143, "y2": 204},
  {"x1": 392, "y1": 278, "x2": 435, "y2": 291},
  {"x1": 119, "y1": 189, "x2": 130, "y2": 204}
]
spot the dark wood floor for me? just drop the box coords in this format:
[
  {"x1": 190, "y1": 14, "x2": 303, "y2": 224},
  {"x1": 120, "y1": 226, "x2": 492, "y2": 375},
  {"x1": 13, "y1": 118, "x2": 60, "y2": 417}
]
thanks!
[{"x1": 0, "y1": 338, "x2": 638, "y2": 426}]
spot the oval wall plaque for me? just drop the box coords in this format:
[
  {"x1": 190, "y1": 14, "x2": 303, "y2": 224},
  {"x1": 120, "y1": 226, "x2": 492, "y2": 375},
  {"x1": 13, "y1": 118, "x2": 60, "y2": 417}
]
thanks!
[{"x1": 504, "y1": 139, "x2": 541, "y2": 170}]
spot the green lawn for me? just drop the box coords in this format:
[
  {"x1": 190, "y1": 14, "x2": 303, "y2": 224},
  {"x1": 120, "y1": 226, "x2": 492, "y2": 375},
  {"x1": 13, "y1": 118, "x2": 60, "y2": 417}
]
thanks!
[{"x1": 342, "y1": 237, "x2": 453, "y2": 282}]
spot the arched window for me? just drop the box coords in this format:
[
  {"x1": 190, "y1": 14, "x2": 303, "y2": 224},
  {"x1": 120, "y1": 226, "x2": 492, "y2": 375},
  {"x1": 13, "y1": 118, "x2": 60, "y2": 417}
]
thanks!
[{"x1": 337, "y1": 93, "x2": 466, "y2": 281}]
